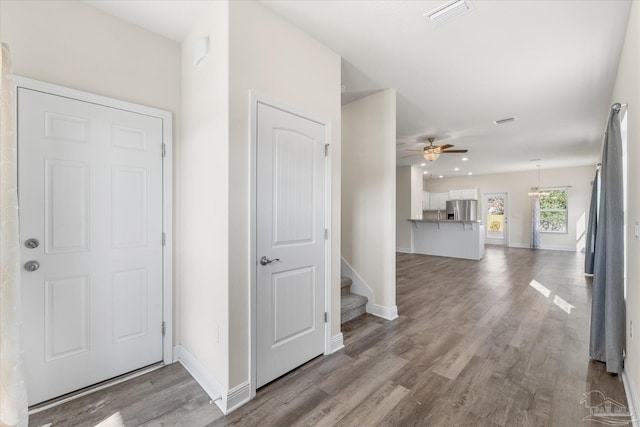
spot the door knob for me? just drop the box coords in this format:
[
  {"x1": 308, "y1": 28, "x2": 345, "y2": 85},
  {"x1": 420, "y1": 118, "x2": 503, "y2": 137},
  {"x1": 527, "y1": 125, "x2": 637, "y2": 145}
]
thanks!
[
  {"x1": 24, "y1": 261, "x2": 40, "y2": 272},
  {"x1": 24, "y1": 238, "x2": 40, "y2": 249},
  {"x1": 260, "y1": 256, "x2": 280, "y2": 266}
]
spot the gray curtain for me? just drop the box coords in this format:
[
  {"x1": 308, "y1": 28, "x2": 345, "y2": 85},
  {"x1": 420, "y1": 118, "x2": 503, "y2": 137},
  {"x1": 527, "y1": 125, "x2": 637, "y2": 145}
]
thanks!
[
  {"x1": 589, "y1": 103, "x2": 624, "y2": 374},
  {"x1": 585, "y1": 169, "x2": 599, "y2": 275},
  {"x1": 530, "y1": 195, "x2": 540, "y2": 249}
]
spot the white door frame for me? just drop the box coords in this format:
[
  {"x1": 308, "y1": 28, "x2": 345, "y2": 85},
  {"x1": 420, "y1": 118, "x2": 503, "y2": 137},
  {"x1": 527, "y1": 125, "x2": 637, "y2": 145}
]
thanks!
[
  {"x1": 249, "y1": 92, "x2": 332, "y2": 398},
  {"x1": 12, "y1": 77, "x2": 174, "y2": 365}
]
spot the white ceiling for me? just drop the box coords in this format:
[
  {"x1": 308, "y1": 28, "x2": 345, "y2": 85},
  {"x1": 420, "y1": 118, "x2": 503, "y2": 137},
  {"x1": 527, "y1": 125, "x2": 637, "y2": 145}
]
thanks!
[{"x1": 83, "y1": 0, "x2": 632, "y2": 178}]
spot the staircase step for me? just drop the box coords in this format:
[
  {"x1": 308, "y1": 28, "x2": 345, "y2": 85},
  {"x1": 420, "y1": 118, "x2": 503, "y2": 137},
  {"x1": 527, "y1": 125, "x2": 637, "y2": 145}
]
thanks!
[
  {"x1": 341, "y1": 276, "x2": 353, "y2": 296},
  {"x1": 341, "y1": 293, "x2": 368, "y2": 324}
]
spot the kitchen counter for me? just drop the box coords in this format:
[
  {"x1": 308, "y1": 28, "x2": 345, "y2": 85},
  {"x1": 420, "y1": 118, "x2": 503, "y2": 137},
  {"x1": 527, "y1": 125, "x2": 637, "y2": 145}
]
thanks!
[{"x1": 408, "y1": 219, "x2": 485, "y2": 260}]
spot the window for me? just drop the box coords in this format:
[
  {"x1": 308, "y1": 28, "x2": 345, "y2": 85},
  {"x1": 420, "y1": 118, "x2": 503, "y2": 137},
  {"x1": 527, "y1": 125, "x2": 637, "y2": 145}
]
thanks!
[{"x1": 539, "y1": 188, "x2": 568, "y2": 233}]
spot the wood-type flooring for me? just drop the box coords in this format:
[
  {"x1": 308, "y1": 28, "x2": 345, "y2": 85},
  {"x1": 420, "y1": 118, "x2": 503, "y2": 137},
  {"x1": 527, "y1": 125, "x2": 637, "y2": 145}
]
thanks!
[{"x1": 30, "y1": 247, "x2": 629, "y2": 426}]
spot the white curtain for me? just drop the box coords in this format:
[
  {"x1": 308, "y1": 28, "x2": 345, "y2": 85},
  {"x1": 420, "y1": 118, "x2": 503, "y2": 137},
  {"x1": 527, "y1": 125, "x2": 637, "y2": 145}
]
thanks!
[
  {"x1": 530, "y1": 195, "x2": 540, "y2": 249},
  {"x1": 0, "y1": 43, "x2": 29, "y2": 427},
  {"x1": 589, "y1": 103, "x2": 625, "y2": 374}
]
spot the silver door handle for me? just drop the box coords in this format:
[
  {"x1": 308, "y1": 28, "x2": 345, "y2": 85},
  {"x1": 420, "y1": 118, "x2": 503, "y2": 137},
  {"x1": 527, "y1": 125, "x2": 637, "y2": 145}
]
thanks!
[
  {"x1": 260, "y1": 256, "x2": 280, "y2": 266},
  {"x1": 24, "y1": 261, "x2": 40, "y2": 272},
  {"x1": 25, "y1": 238, "x2": 40, "y2": 249}
]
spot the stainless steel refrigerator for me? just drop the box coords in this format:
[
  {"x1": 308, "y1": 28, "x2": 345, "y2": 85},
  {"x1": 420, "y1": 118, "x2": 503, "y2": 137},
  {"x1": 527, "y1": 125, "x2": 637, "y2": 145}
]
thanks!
[{"x1": 446, "y1": 200, "x2": 478, "y2": 221}]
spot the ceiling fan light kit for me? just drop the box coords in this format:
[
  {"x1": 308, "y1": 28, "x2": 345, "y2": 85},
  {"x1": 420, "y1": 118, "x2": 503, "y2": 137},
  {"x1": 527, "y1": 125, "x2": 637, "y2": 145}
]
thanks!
[{"x1": 424, "y1": 151, "x2": 440, "y2": 161}]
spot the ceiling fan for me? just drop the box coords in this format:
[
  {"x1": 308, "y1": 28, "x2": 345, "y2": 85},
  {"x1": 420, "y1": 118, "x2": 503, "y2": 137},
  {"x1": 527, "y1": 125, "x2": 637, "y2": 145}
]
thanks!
[{"x1": 400, "y1": 137, "x2": 468, "y2": 161}]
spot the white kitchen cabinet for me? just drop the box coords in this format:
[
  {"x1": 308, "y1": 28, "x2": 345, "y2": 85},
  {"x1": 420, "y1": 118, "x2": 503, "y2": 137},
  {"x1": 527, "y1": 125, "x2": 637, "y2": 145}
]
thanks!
[
  {"x1": 449, "y1": 188, "x2": 479, "y2": 200},
  {"x1": 462, "y1": 188, "x2": 478, "y2": 200},
  {"x1": 449, "y1": 189, "x2": 463, "y2": 200},
  {"x1": 438, "y1": 192, "x2": 448, "y2": 210},
  {"x1": 429, "y1": 193, "x2": 439, "y2": 210},
  {"x1": 422, "y1": 191, "x2": 430, "y2": 210},
  {"x1": 427, "y1": 192, "x2": 448, "y2": 210}
]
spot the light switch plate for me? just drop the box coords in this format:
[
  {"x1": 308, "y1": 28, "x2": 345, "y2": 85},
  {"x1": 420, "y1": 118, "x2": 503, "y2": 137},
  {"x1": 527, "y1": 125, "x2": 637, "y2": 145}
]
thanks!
[{"x1": 635, "y1": 221, "x2": 639, "y2": 239}]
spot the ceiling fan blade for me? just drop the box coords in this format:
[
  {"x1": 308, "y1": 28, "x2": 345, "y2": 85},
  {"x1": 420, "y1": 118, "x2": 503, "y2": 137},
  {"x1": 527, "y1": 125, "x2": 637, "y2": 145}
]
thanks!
[
  {"x1": 402, "y1": 149, "x2": 426, "y2": 152},
  {"x1": 400, "y1": 153, "x2": 422, "y2": 159},
  {"x1": 441, "y1": 149, "x2": 468, "y2": 153},
  {"x1": 439, "y1": 144, "x2": 454, "y2": 150}
]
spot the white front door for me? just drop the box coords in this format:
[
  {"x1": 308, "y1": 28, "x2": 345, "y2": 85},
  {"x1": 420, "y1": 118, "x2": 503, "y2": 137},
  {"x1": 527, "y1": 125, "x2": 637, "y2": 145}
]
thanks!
[
  {"x1": 484, "y1": 192, "x2": 508, "y2": 246},
  {"x1": 18, "y1": 88, "x2": 164, "y2": 405},
  {"x1": 256, "y1": 102, "x2": 326, "y2": 388}
]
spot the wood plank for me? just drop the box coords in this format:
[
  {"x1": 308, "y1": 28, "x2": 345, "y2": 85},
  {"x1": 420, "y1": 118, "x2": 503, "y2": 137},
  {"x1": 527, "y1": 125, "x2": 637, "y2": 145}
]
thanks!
[{"x1": 30, "y1": 248, "x2": 630, "y2": 427}]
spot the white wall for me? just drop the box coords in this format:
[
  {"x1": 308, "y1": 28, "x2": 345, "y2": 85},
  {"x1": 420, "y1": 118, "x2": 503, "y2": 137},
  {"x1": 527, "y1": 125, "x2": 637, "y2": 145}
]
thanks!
[
  {"x1": 180, "y1": 2, "x2": 230, "y2": 389},
  {"x1": 0, "y1": 1, "x2": 180, "y2": 113},
  {"x1": 0, "y1": 0, "x2": 183, "y2": 341},
  {"x1": 396, "y1": 167, "x2": 412, "y2": 252},
  {"x1": 397, "y1": 166, "x2": 425, "y2": 252},
  {"x1": 228, "y1": 0, "x2": 342, "y2": 388},
  {"x1": 611, "y1": 0, "x2": 640, "y2": 408},
  {"x1": 411, "y1": 166, "x2": 425, "y2": 221},
  {"x1": 342, "y1": 89, "x2": 397, "y2": 310},
  {"x1": 424, "y1": 165, "x2": 594, "y2": 251}
]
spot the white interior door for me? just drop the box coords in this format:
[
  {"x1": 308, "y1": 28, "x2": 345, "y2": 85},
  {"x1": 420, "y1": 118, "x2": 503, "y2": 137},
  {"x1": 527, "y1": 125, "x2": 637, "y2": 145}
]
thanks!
[
  {"x1": 18, "y1": 88, "x2": 164, "y2": 405},
  {"x1": 484, "y1": 192, "x2": 508, "y2": 246},
  {"x1": 256, "y1": 102, "x2": 326, "y2": 388}
]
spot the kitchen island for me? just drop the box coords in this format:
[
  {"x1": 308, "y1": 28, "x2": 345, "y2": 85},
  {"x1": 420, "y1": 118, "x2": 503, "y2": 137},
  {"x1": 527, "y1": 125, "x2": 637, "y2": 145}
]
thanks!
[{"x1": 409, "y1": 219, "x2": 485, "y2": 260}]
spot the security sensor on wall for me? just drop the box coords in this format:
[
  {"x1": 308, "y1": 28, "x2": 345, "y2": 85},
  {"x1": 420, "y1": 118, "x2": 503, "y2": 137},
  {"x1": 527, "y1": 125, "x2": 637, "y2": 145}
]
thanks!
[{"x1": 194, "y1": 36, "x2": 210, "y2": 66}]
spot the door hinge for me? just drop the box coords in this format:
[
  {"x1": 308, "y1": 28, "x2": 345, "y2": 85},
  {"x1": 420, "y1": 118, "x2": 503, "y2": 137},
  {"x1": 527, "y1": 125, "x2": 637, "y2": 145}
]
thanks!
[
  {"x1": 162, "y1": 232, "x2": 166, "y2": 246},
  {"x1": 324, "y1": 144, "x2": 329, "y2": 156},
  {"x1": 324, "y1": 312, "x2": 328, "y2": 323},
  {"x1": 324, "y1": 229, "x2": 328, "y2": 240},
  {"x1": 162, "y1": 144, "x2": 166, "y2": 157},
  {"x1": 162, "y1": 321, "x2": 166, "y2": 336}
]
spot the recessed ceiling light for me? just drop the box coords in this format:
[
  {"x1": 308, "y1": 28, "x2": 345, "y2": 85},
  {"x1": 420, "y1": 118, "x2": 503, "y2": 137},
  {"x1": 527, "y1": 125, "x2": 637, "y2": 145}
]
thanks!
[
  {"x1": 421, "y1": 163, "x2": 426, "y2": 166},
  {"x1": 454, "y1": 167, "x2": 459, "y2": 171},
  {"x1": 425, "y1": 0, "x2": 472, "y2": 25},
  {"x1": 439, "y1": 175, "x2": 444, "y2": 179},
  {"x1": 467, "y1": 172, "x2": 473, "y2": 175},
  {"x1": 423, "y1": 171, "x2": 428, "y2": 174},
  {"x1": 462, "y1": 157, "x2": 468, "y2": 161},
  {"x1": 493, "y1": 117, "x2": 516, "y2": 125}
]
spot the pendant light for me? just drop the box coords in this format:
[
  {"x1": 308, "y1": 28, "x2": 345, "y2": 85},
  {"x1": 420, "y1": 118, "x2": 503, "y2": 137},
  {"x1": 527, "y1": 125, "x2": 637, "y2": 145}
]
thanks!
[{"x1": 528, "y1": 165, "x2": 550, "y2": 197}]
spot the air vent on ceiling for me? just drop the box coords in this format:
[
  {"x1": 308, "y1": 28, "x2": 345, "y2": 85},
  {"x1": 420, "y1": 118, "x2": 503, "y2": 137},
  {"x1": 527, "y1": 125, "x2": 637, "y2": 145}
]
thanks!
[
  {"x1": 493, "y1": 117, "x2": 516, "y2": 125},
  {"x1": 425, "y1": 0, "x2": 472, "y2": 25}
]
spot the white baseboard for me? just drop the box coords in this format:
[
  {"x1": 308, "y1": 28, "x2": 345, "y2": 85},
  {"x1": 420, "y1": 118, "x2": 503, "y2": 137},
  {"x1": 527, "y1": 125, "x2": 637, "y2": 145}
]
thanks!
[
  {"x1": 369, "y1": 304, "x2": 399, "y2": 321},
  {"x1": 508, "y1": 243, "x2": 529, "y2": 249},
  {"x1": 396, "y1": 247, "x2": 413, "y2": 254},
  {"x1": 507, "y1": 243, "x2": 578, "y2": 252},
  {"x1": 538, "y1": 244, "x2": 577, "y2": 252},
  {"x1": 226, "y1": 381, "x2": 251, "y2": 413},
  {"x1": 174, "y1": 345, "x2": 250, "y2": 414},
  {"x1": 329, "y1": 333, "x2": 344, "y2": 353},
  {"x1": 622, "y1": 367, "x2": 640, "y2": 427},
  {"x1": 341, "y1": 256, "x2": 375, "y2": 313}
]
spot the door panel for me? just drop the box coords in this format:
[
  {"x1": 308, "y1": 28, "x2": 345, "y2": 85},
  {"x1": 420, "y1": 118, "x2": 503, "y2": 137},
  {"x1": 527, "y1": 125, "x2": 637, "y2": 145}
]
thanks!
[
  {"x1": 256, "y1": 103, "x2": 326, "y2": 387},
  {"x1": 19, "y1": 88, "x2": 164, "y2": 405},
  {"x1": 484, "y1": 193, "x2": 508, "y2": 246}
]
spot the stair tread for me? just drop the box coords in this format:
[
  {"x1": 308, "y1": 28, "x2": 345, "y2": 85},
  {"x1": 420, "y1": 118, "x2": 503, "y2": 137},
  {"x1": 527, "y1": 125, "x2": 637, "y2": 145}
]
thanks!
[{"x1": 341, "y1": 293, "x2": 368, "y2": 311}]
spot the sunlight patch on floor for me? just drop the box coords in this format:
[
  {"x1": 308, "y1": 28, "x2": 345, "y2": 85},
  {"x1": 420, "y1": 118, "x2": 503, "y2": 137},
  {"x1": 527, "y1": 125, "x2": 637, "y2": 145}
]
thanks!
[
  {"x1": 529, "y1": 279, "x2": 551, "y2": 298},
  {"x1": 95, "y1": 412, "x2": 125, "y2": 427},
  {"x1": 553, "y1": 294, "x2": 575, "y2": 314}
]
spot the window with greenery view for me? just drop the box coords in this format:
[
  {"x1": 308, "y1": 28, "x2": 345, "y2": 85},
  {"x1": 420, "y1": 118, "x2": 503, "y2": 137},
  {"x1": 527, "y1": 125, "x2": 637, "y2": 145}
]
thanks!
[{"x1": 539, "y1": 188, "x2": 568, "y2": 233}]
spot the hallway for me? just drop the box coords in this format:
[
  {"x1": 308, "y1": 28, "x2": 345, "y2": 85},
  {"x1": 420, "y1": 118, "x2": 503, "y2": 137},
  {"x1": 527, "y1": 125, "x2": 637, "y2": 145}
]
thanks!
[{"x1": 30, "y1": 247, "x2": 629, "y2": 426}]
